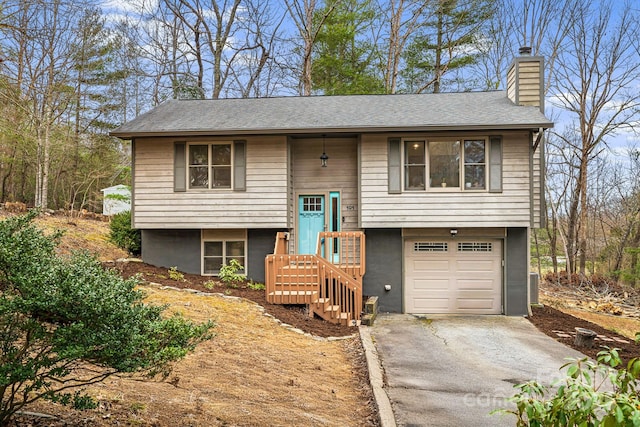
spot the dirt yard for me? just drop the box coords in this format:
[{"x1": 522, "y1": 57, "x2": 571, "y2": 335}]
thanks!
[
  {"x1": 3, "y1": 212, "x2": 376, "y2": 426},
  {"x1": 11, "y1": 275, "x2": 378, "y2": 426}
]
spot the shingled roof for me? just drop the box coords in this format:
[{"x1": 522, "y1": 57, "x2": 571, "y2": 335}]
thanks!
[{"x1": 110, "y1": 91, "x2": 553, "y2": 138}]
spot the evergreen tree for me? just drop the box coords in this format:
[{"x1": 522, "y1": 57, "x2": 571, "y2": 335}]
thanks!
[
  {"x1": 311, "y1": 0, "x2": 384, "y2": 95},
  {"x1": 400, "y1": 0, "x2": 494, "y2": 93}
]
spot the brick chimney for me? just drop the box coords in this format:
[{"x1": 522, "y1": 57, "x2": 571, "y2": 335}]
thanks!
[{"x1": 507, "y1": 47, "x2": 545, "y2": 112}]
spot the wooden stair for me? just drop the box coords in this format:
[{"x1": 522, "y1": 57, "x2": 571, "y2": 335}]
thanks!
[
  {"x1": 265, "y1": 232, "x2": 365, "y2": 326},
  {"x1": 309, "y1": 297, "x2": 355, "y2": 326}
]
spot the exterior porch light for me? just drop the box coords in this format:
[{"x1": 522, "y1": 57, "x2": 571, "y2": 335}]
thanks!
[{"x1": 320, "y1": 135, "x2": 328, "y2": 167}]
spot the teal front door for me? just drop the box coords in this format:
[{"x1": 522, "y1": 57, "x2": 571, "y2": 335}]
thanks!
[{"x1": 298, "y1": 195, "x2": 325, "y2": 254}]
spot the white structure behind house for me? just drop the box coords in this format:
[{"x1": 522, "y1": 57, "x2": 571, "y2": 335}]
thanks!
[{"x1": 101, "y1": 185, "x2": 131, "y2": 215}]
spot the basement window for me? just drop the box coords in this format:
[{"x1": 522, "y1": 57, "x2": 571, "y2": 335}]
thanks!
[{"x1": 203, "y1": 241, "x2": 245, "y2": 275}]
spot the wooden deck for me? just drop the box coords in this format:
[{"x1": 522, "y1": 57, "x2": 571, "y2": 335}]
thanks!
[{"x1": 265, "y1": 232, "x2": 365, "y2": 326}]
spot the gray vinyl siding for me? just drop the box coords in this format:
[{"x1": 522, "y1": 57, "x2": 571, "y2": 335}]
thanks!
[
  {"x1": 133, "y1": 136, "x2": 288, "y2": 229},
  {"x1": 360, "y1": 131, "x2": 536, "y2": 228}
]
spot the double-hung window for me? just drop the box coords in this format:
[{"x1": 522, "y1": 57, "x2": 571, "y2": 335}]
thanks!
[
  {"x1": 203, "y1": 240, "x2": 245, "y2": 275},
  {"x1": 189, "y1": 144, "x2": 232, "y2": 189},
  {"x1": 405, "y1": 141, "x2": 426, "y2": 189},
  {"x1": 462, "y1": 140, "x2": 486, "y2": 190},
  {"x1": 202, "y1": 230, "x2": 247, "y2": 276},
  {"x1": 403, "y1": 138, "x2": 487, "y2": 191}
]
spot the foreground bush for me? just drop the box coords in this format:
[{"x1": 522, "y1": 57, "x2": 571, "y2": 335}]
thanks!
[
  {"x1": 109, "y1": 210, "x2": 141, "y2": 255},
  {"x1": 498, "y1": 347, "x2": 640, "y2": 426},
  {"x1": 0, "y1": 211, "x2": 214, "y2": 424}
]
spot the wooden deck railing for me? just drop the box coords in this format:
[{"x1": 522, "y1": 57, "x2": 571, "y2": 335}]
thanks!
[
  {"x1": 265, "y1": 231, "x2": 365, "y2": 326},
  {"x1": 312, "y1": 256, "x2": 362, "y2": 325},
  {"x1": 265, "y1": 254, "x2": 319, "y2": 305},
  {"x1": 316, "y1": 231, "x2": 366, "y2": 279}
]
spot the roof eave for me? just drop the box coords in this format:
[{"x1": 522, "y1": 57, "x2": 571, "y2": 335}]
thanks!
[{"x1": 110, "y1": 122, "x2": 554, "y2": 139}]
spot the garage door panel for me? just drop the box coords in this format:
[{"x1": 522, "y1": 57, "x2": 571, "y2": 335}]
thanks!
[
  {"x1": 413, "y1": 278, "x2": 449, "y2": 290},
  {"x1": 454, "y1": 259, "x2": 498, "y2": 272},
  {"x1": 412, "y1": 298, "x2": 450, "y2": 311},
  {"x1": 412, "y1": 259, "x2": 450, "y2": 272},
  {"x1": 456, "y1": 298, "x2": 497, "y2": 310},
  {"x1": 455, "y1": 279, "x2": 495, "y2": 290},
  {"x1": 405, "y1": 239, "x2": 502, "y2": 315}
]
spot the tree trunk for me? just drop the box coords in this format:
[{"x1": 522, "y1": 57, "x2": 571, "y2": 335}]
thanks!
[
  {"x1": 301, "y1": 0, "x2": 315, "y2": 96},
  {"x1": 565, "y1": 173, "x2": 581, "y2": 275},
  {"x1": 385, "y1": 1, "x2": 401, "y2": 94},
  {"x1": 41, "y1": 120, "x2": 51, "y2": 209},
  {"x1": 548, "y1": 214, "x2": 558, "y2": 274},
  {"x1": 628, "y1": 227, "x2": 640, "y2": 286},
  {"x1": 433, "y1": 5, "x2": 443, "y2": 94},
  {"x1": 578, "y1": 147, "x2": 589, "y2": 275}
]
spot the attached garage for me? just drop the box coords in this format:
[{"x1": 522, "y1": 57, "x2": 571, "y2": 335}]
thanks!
[{"x1": 404, "y1": 239, "x2": 503, "y2": 314}]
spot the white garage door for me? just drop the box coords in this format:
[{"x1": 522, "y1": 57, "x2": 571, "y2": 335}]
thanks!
[{"x1": 404, "y1": 239, "x2": 503, "y2": 314}]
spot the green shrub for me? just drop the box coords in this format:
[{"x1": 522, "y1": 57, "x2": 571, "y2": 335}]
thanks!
[
  {"x1": 109, "y1": 210, "x2": 141, "y2": 255},
  {"x1": 247, "y1": 281, "x2": 265, "y2": 291},
  {"x1": 203, "y1": 280, "x2": 217, "y2": 290},
  {"x1": 218, "y1": 259, "x2": 245, "y2": 286},
  {"x1": 168, "y1": 266, "x2": 185, "y2": 282},
  {"x1": 0, "y1": 212, "x2": 214, "y2": 424},
  {"x1": 497, "y1": 347, "x2": 640, "y2": 426}
]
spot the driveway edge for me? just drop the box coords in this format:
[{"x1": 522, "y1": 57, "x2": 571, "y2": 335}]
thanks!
[{"x1": 359, "y1": 325, "x2": 397, "y2": 427}]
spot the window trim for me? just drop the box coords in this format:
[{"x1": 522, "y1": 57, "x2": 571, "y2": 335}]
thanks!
[{"x1": 401, "y1": 137, "x2": 489, "y2": 192}]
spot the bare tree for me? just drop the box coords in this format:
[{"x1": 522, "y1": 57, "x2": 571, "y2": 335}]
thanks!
[
  {"x1": 474, "y1": 0, "x2": 578, "y2": 92},
  {"x1": 125, "y1": 0, "x2": 283, "y2": 100},
  {"x1": 284, "y1": 0, "x2": 342, "y2": 96},
  {"x1": 382, "y1": 0, "x2": 429, "y2": 94},
  {"x1": 552, "y1": 2, "x2": 640, "y2": 274},
  {"x1": 596, "y1": 149, "x2": 640, "y2": 283},
  {"x1": 1, "y1": 0, "x2": 87, "y2": 208},
  {"x1": 223, "y1": 1, "x2": 284, "y2": 97}
]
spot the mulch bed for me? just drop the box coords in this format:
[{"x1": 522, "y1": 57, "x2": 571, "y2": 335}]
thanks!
[
  {"x1": 110, "y1": 260, "x2": 356, "y2": 338},
  {"x1": 528, "y1": 304, "x2": 640, "y2": 365},
  {"x1": 111, "y1": 261, "x2": 640, "y2": 361}
]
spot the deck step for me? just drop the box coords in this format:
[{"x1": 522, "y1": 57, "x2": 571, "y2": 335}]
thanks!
[{"x1": 268, "y1": 290, "x2": 318, "y2": 296}]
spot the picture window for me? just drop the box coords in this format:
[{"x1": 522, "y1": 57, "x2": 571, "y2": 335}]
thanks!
[{"x1": 403, "y1": 139, "x2": 487, "y2": 191}]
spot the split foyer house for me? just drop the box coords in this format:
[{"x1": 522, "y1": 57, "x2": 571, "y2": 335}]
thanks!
[{"x1": 111, "y1": 51, "x2": 552, "y2": 324}]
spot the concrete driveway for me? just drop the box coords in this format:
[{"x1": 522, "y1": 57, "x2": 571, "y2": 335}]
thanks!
[{"x1": 367, "y1": 314, "x2": 586, "y2": 427}]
